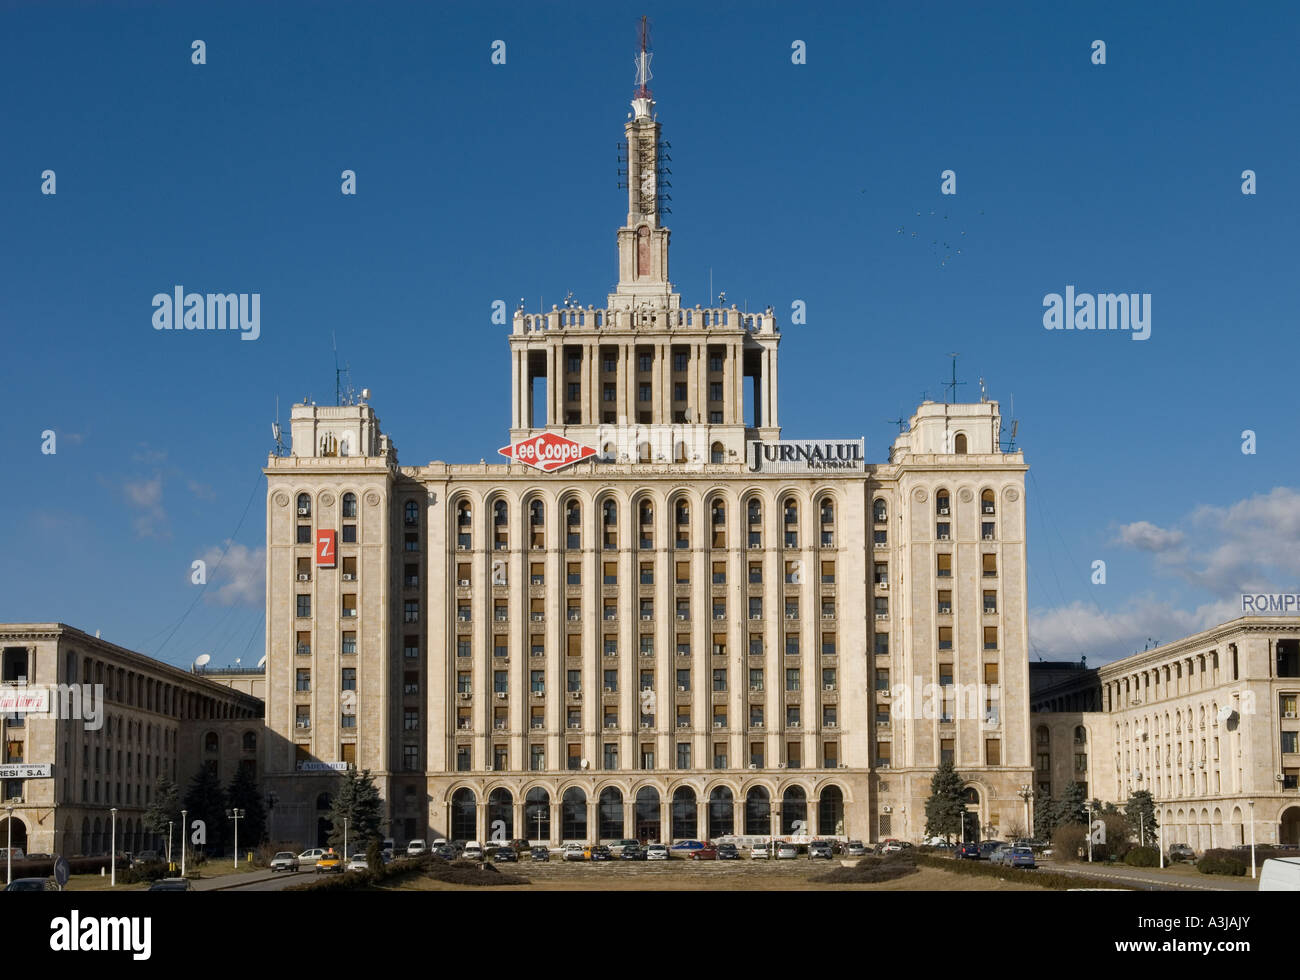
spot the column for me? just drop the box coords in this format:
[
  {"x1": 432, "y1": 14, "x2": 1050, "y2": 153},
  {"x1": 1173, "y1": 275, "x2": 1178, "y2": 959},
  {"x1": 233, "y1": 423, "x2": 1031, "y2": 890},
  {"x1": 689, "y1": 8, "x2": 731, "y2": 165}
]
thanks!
[
  {"x1": 696, "y1": 343, "x2": 708, "y2": 422},
  {"x1": 624, "y1": 799, "x2": 634, "y2": 840},
  {"x1": 733, "y1": 341, "x2": 745, "y2": 427},
  {"x1": 588, "y1": 342, "x2": 600, "y2": 425},
  {"x1": 520, "y1": 351, "x2": 531, "y2": 429},
  {"x1": 511, "y1": 349, "x2": 520, "y2": 429},
  {"x1": 549, "y1": 802, "x2": 559, "y2": 845},
  {"x1": 514, "y1": 800, "x2": 524, "y2": 843},
  {"x1": 721, "y1": 344, "x2": 733, "y2": 425},
  {"x1": 769, "y1": 348, "x2": 778, "y2": 427},
  {"x1": 546, "y1": 344, "x2": 557, "y2": 427},
  {"x1": 477, "y1": 800, "x2": 487, "y2": 843},
  {"x1": 686, "y1": 342, "x2": 699, "y2": 424},
  {"x1": 614, "y1": 343, "x2": 626, "y2": 426},
  {"x1": 651, "y1": 342, "x2": 664, "y2": 424},
  {"x1": 626, "y1": 344, "x2": 637, "y2": 425}
]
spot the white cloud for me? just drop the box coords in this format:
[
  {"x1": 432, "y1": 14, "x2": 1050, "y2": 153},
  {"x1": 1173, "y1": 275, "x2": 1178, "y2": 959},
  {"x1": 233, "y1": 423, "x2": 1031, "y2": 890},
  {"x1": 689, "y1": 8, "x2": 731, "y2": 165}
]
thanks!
[
  {"x1": 1030, "y1": 595, "x2": 1242, "y2": 666},
  {"x1": 199, "y1": 542, "x2": 265, "y2": 606},
  {"x1": 1114, "y1": 520, "x2": 1183, "y2": 552},
  {"x1": 122, "y1": 475, "x2": 168, "y2": 539}
]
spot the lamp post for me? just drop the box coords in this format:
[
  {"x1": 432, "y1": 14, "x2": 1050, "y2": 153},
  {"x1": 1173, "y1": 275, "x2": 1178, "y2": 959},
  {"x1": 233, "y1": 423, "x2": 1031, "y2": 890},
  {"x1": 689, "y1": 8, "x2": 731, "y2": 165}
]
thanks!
[
  {"x1": 343, "y1": 816, "x2": 349, "y2": 862},
  {"x1": 1085, "y1": 800, "x2": 1094, "y2": 862},
  {"x1": 4, "y1": 803, "x2": 13, "y2": 886},
  {"x1": 180, "y1": 808, "x2": 188, "y2": 877},
  {"x1": 1018, "y1": 785, "x2": 1033, "y2": 840},
  {"x1": 110, "y1": 807, "x2": 118, "y2": 887},
  {"x1": 226, "y1": 808, "x2": 244, "y2": 870},
  {"x1": 266, "y1": 792, "x2": 278, "y2": 844},
  {"x1": 167, "y1": 821, "x2": 173, "y2": 868},
  {"x1": 1248, "y1": 800, "x2": 1256, "y2": 879}
]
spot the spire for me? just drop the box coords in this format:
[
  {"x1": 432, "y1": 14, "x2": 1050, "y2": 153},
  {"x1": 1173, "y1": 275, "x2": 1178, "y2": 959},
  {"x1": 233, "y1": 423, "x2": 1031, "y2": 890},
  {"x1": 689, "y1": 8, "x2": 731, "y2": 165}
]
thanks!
[{"x1": 631, "y1": 15, "x2": 654, "y2": 118}]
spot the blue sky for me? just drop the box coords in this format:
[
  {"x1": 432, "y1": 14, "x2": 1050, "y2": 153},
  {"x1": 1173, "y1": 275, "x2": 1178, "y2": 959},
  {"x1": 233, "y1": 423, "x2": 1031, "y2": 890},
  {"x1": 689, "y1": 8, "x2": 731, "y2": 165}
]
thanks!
[{"x1": 2, "y1": 1, "x2": 1297, "y2": 669}]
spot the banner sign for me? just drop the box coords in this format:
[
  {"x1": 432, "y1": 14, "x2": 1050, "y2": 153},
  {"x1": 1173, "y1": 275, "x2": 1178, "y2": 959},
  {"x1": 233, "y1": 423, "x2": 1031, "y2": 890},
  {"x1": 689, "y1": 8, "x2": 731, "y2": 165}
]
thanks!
[
  {"x1": 315, "y1": 529, "x2": 337, "y2": 567},
  {"x1": 0, "y1": 763, "x2": 52, "y2": 778},
  {"x1": 0, "y1": 689, "x2": 49, "y2": 713},
  {"x1": 297, "y1": 761, "x2": 348, "y2": 772},
  {"x1": 749, "y1": 438, "x2": 864, "y2": 473},
  {"x1": 499, "y1": 433, "x2": 597, "y2": 472}
]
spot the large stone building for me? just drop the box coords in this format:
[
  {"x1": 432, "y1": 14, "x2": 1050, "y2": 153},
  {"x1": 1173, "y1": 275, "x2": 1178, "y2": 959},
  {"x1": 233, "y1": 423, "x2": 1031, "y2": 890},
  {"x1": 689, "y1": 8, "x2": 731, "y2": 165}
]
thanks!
[
  {"x1": 1030, "y1": 616, "x2": 1300, "y2": 848},
  {"x1": 0, "y1": 624, "x2": 263, "y2": 857},
  {"x1": 262, "y1": 53, "x2": 1034, "y2": 847}
]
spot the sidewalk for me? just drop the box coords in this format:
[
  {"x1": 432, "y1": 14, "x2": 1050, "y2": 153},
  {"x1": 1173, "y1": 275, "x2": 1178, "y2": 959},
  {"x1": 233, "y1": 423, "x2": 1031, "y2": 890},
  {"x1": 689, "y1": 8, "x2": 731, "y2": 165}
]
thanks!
[{"x1": 191, "y1": 866, "x2": 283, "y2": 891}]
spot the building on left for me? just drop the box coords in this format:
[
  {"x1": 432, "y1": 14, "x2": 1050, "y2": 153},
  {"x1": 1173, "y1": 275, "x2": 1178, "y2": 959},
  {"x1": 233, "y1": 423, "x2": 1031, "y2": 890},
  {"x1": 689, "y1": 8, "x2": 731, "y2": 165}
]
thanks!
[{"x1": 0, "y1": 624, "x2": 264, "y2": 857}]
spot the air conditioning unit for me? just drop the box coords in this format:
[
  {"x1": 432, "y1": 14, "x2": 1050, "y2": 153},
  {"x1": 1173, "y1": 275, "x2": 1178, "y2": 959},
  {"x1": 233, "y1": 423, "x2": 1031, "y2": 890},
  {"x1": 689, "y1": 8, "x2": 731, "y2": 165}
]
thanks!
[
  {"x1": 641, "y1": 721, "x2": 652, "y2": 729},
  {"x1": 785, "y1": 613, "x2": 797, "y2": 620},
  {"x1": 748, "y1": 763, "x2": 758, "y2": 769},
  {"x1": 458, "y1": 579, "x2": 469, "y2": 587},
  {"x1": 298, "y1": 507, "x2": 310, "y2": 516},
  {"x1": 875, "y1": 613, "x2": 888, "y2": 620},
  {"x1": 456, "y1": 544, "x2": 469, "y2": 551},
  {"x1": 777, "y1": 762, "x2": 786, "y2": 769},
  {"x1": 496, "y1": 692, "x2": 507, "y2": 700},
  {"x1": 573, "y1": 691, "x2": 582, "y2": 700},
  {"x1": 1285, "y1": 712, "x2": 1297, "y2": 719},
  {"x1": 714, "y1": 614, "x2": 726, "y2": 621},
  {"x1": 641, "y1": 614, "x2": 653, "y2": 621},
  {"x1": 880, "y1": 689, "x2": 891, "y2": 699},
  {"x1": 487, "y1": 764, "x2": 496, "y2": 771},
  {"x1": 982, "y1": 534, "x2": 994, "y2": 541},
  {"x1": 874, "y1": 542, "x2": 888, "y2": 549},
  {"x1": 458, "y1": 692, "x2": 470, "y2": 700},
  {"x1": 879, "y1": 582, "x2": 889, "y2": 589},
  {"x1": 753, "y1": 722, "x2": 764, "y2": 729},
  {"x1": 1276, "y1": 774, "x2": 1286, "y2": 782},
  {"x1": 714, "y1": 721, "x2": 724, "y2": 728},
  {"x1": 750, "y1": 685, "x2": 762, "y2": 692},
  {"x1": 938, "y1": 508, "x2": 949, "y2": 516},
  {"x1": 297, "y1": 573, "x2": 310, "y2": 581},
  {"x1": 677, "y1": 614, "x2": 688, "y2": 620},
  {"x1": 749, "y1": 542, "x2": 761, "y2": 549},
  {"x1": 822, "y1": 613, "x2": 834, "y2": 620},
  {"x1": 677, "y1": 685, "x2": 687, "y2": 692},
  {"x1": 342, "y1": 573, "x2": 356, "y2": 581},
  {"x1": 881, "y1": 804, "x2": 893, "y2": 813},
  {"x1": 938, "y1": 534, "x2": 950, "y2": 541},
  {"x1": 824, "y1": 684, "x2": 834, "y2": 692}
]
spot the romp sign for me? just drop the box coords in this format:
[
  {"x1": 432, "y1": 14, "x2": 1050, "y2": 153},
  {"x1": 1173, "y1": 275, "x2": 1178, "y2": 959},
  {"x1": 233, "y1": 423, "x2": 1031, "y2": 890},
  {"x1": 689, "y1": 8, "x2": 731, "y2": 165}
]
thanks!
[{"x1": 498, "y1": 433, "x2": 598, "y2": 472}]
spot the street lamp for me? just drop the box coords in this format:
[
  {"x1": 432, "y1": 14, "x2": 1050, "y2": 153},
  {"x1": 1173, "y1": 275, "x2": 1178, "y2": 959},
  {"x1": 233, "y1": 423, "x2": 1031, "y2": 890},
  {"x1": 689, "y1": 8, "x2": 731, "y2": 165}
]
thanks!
[
  {"x1": 1018, "y1": 785, "x2": 1033, "y2": 840},
  {"x1": 1085, "y1": 800, "x2": 1094, "y2": 862},
  {"x1": 110, "y1": 807, "x2": 118, "y2": 887},
  {"x1": 1248, "y1": 800, "x2": 1256, "y2": 879},
  {"x1": 343, "y1": 816, "x2": 350, "y2": 863},
  {"x1": 266, "y1": 792, "x2": 278, "y2": 844},
  {"x1": 167, "y1": 820, "x2": 173, "y2": 868},
  {"x1": 4, "y1": 803, "x2": 13, "y2": 886},
  {"x1": 226, "y1": 808, "x2": 245, "y2": 870},
  {"x1": 180, "y1": 808, "x2": 188, "y2": 877}
]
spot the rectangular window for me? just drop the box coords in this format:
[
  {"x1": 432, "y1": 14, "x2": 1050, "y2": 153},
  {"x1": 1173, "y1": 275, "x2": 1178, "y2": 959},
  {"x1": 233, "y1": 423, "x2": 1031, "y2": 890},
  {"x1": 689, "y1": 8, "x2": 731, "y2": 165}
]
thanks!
[
  {"x1": 713, "y1": 668, "x2": 727, "y2": 692},
  {"x1": 984, "y1": 626, "x2": 998, "y2": 651},
  {"x1": 937, "y1": 553, "x2": 952, "y2": 578},
  {"x1": 986, "y1": 740, "x2": 1001, "y2": 765},
  {"x1": 603, "y1": 562, "x2": 617, "y2": 585},
  {"x1": 982, "y1": 554, "x2": 997, "y2": 577},
  {"x1": 296, "y1": 595, "x2": 311, "y2": 618},
  {"x1": 785, "y1": 668, "x2": 800, "y2": 692},
  {"x1": 403, "y1": 710, "x2": 419, "y2": 732},
  {"x1": 295, "y1": 706, "x2": 310, "y2": 730},
  {"x1": 457, "y1": 638, "x2": 471, "y2": 658},
  {"x1": 941, "y1": 738, "x2": 954, "y2": 765},
  {"x1": 785, "y1": 634, "x2": 800, "y2": 656},
  {"x1": 567, "y1": 562, "x2": 581, "y2": 586},
  {"x1": 786, "y1": 705, "x2": 801, "y2": 728},
  {"x1": 341, "y1": 668, "x2": 356, "y2": 691},
  {"x1": 340, "y1": 713, "x2": 356, "y2": 729},
  {"x1": 457, "y1": 747, "x2": 471, "y2": 772},
  {"x1": 938, "y1": 627, "x2": 953, "y2": 651},
  {"x1": 343, "y1": 632, "x2": 358, "y2": 655},
  {"x1": 822, "y1": 705, "x2": 837, "y2": 728},
  {"x1": 1283, "y1": 731, "x2": 1299, "y2": 754},
  {"x1": 676, "y1": 742, "x2": 691, "y2": 769},
  {"x1": 874, "y1": 632, "x2": 889, "y2": 655},
  {"x1": 749, "y1": 668, "x2": 763, "y2": 691}
]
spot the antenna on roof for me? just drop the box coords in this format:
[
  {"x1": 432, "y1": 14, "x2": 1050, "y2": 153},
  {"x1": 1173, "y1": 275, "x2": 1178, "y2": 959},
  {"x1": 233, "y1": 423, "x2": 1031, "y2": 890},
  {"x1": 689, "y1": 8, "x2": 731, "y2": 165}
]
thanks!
[
  {"x1": 333, "y1": 332, "x2": 356, "y2": 407},
  {"x1": 271, "y1": 396, "x2": 287, "y2": 456},
  {"x1": 943, "y1": 353, "x2": 966, "y2": 404},
  {"x1": 999, "y1": 393, "x2": 1020, "y2": 452},
  {"x1": 886, "y1": 415, "x2": 908, "y2": 434}
]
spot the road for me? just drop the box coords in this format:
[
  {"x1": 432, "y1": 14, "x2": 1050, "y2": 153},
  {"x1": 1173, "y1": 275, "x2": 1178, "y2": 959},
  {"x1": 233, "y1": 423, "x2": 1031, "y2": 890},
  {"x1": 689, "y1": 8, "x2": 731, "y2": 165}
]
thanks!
[{"x1": 1035, "y1": 860, "x2": 1260, "y2": 892}]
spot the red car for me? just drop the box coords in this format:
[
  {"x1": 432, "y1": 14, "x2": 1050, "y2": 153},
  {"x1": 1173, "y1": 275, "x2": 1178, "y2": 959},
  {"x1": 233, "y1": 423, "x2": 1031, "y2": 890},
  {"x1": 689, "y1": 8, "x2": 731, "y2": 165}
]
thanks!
[{"x1": 689, "y1": 842, "x2": 718, "y2": 860}]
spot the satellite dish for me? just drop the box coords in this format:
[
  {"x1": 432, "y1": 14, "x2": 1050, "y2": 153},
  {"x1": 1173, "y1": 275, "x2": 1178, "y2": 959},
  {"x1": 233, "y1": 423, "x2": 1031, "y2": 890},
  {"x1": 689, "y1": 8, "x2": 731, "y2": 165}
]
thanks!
[
  {"x1": 256, "y1": 655, "x2": 267, "y2": 668},
  {"x1": 361, "y1": 388, "x2": 370, "y2": 400},
  {"x1": 235, "y1": 658, "x2": 242, "y2": 666},
  {"x1": 1217, "y1": 705, "x2": 1234, "y2": 723},
  {"x1": 194, "y1": 654, "x2": 211, "y2": 668},
  {"x1": 580, "y1": 759, "x2": 589, "y2": 770}
]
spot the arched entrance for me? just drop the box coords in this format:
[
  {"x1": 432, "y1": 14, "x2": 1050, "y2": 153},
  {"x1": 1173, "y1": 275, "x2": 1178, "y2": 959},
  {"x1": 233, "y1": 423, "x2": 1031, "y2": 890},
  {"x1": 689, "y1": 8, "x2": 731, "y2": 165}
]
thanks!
[
  {"x1": 487, "y1": 788, "x2": 513, "y2": 842},
  {"x1": 561, "y1": 788, "x2": 587, "y2": 841},
  {"x1": 962, "y1": 787, "x2": 981, "y2": 842},
  {"x1": 598, "y1": 788, "x2": 624, "y2": 840},
  {"x1": 1281, "y1": 806, "x2": 1300, "y2": 846},
  {"x1": 524, "y1": 788, "x2": 550, "y2": 842},
  {"x1": 745, "y1": 787, "x2": 771, "y2": 835},
  {"x1": 451, "y1": 788, "x2": 477, "y2": 841},
  {"x1": 0, "y1": 815, "x2": 28, "y2": 853},
  {"x1": 781, "y1": 787, "x2": 807, "y2": 835},
  {"x1": 634, "y1": 787, "x2": 660, "y2": 842},
  {"x1": 818, "y1": 785, "x2": 845, "y2": 836},
  {"x1": 671, "y1": 787, "x2": 697, "y2": 840},
  {"x1": 708, "y1": 788, "x2": 734, "y2": 838}
]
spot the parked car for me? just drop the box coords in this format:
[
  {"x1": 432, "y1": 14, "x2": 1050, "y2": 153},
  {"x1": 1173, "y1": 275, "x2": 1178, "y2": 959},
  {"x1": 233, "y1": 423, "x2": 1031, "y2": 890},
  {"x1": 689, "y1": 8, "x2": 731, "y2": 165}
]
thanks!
[
  {"x1": 298, "y1": 848, "x2": 325, "y2": 864},
  {"x1": 589, "y1": 845, "x2": 612, "y2": 862},
  {"x1": 717, "y1": 843, "x2": 740, "y2": 860},
  {"x1": 809, "y1": 840, "x2": 834, "y2": 859},
  {"x1": 750, "y1": 844, "x2": 771, "y2": 859},
  {"x1": 978, "y1": 841, "x2": 1004, "y2": 860},
  {"x1": 956, "y1": 842, "x2": 982, "y2": 860},
  {"x1": 987, "y1": 845, "x2": 1011, "y2": 865},
  {"x1": 406, "y1": 839, "x2": 428, "y2": 857},
  {"x1": 462, "y1": 841, "x2": 484, "y2": 861},
  {"x1": 670, "y1": 839, "x2": 707, "y2": 858},
  {"x1": 0, "y1": 847, "x2": 26, "y2": 862},
  {"x1": 608, "y1": 838, "x2": 640, "y2": 857},
  {"x1": 508, "y1": 839, "x2": 530, "y2": 855},
  {"x1": 5, "y1": 877, "x2": 58, "y2": 891},
  {"x1": 845, "y1": 840, "x2": 867, "y2": 856},
  {"x1": 646, "y1": 843, "x2": 669, "y2": 861},
  {"x1": 689, "y1": 842, "x2": 718, "y2": 860},
  {"x1": 562, "y1": 843, "x2": 586, "y2": 862},
  {"x1": 776, "y1": 843, "x2": 799, "y2": 860},
  {"x1": 23, "y1": 853, "x2": 52, "y2": 861},
  {"x1": 434, "y1": 845, "x2": 457, "y2": 861},
  {"x1": 1168, "y1": 843, "x2": 1195, "y2": 862},
  {"x1": 530, "y1": 846, "x2": 551, "y2": 862},
  {"x1": 147, "y1": 878, "x2": 193, "y2": 892},
  {"x1": 130, "y1": 849, "x2": 162, "y2": 867},
  {"x1": 493, "y1": 846, "x2": 519, "y2": 863},
  {"x1": 621, "y1": 843, "x2": 647, "y2": 861},
  {"x1": 923, "y1": 836, "x2": 951, "y2": 847},
  {"x1": 931, "y1": 841, "x2": 955, "y2": 853},
  {"x1": 879, "y1": 839, "x2": 904, "y2": 854},
  {"x1": 1258, "y1": 857, "x2": 1300, "y2": 891},
  {"x1": 270, "y1": 851, "x2": 300, "y2": 873},
  {"x1": 346, "y1": 854, "x2": 369, "y2": 872},
  {"x1": 1005, "y1": 846, "x2": 1036, "y2": 869},
  {"x1": 315, "y1": 849, "x2": 344, "y2": 874}
]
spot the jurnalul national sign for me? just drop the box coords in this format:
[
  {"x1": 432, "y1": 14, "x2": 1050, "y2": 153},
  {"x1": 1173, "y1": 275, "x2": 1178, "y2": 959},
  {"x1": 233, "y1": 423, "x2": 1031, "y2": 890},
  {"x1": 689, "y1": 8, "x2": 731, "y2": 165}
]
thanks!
[
  {"x1": 749, "y1": 438, "x2": 865, "y2": 473},
  {"x1": 499, "y1": 433, "x2": 597, "y2": 472}
]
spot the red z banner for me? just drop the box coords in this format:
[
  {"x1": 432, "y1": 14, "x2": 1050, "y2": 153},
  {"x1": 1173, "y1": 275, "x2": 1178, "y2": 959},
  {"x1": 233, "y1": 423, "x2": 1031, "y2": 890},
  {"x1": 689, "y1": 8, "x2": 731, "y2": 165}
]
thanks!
[{"x1": 316, "y1": 529, "x2": 337, "y2": 567}]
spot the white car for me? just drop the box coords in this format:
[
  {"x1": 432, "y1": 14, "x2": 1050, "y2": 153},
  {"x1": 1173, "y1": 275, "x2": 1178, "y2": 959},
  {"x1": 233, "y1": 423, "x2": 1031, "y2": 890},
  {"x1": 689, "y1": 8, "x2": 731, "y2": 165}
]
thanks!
[
  {"x1": 270, "y1": 851, "x2": 300, "y2": 873},
  {"x1": 750, "y1": 844, "x2": 770, "y2": 860},
  {"x1": 406, "y1": 839, "x2": 428, "y2": 856},
  {"x1": 347, "y1": 855, "x2": 368, "y2": 872},
  {"x1": 562, "y1": 843, "x2": 586, "y2": 861},
  {"x1": 776, "y1": 843, "x2": 799, "y2": 860},
  {"x1": 646, "y1": 844, "x2": 669, "y2": 861},
  {"x1": 463, "y1": 841, "x2": 484, "y2": 860},
  {"x1": 298, "y1": 848, "x2": 325, "y2": 863}
]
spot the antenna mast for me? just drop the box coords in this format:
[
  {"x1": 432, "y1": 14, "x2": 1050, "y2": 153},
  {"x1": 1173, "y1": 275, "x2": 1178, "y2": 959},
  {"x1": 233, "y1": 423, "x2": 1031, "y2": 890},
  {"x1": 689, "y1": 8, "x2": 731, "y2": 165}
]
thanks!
[
  {"x1": 634, "y1": 15, "x2": 653, "y2": 102},
  {"x1": 943, "y1": 353, "x2": 966, "y2": 404},
  {"x1": 332, "y1": 331, "x2": 356, "y2": 407}
]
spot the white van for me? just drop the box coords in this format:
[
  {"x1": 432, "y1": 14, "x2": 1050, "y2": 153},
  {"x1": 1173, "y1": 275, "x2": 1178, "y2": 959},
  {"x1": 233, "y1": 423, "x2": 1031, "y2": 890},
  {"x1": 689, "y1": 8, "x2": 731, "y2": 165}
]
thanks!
[
  {"x1": 463, "y1": 840, "x2": 484, "y2": 860},
  {"x1": 406, "y1": 839, "x2": 428, "y2": 856},
  {"x1": 1258, "y1": 857, "x2": 1300, "y2": 891}
]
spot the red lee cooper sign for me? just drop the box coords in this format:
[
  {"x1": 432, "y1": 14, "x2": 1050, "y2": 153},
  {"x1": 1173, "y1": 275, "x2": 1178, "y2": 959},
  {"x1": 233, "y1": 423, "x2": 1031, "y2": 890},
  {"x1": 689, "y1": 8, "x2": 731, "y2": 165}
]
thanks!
[
  {"x1": 498, "y1": 433, "x2": 597, "y2": 472},
  {"x1": 316, "y1": 529, "x2": 337, "y2": 567}
]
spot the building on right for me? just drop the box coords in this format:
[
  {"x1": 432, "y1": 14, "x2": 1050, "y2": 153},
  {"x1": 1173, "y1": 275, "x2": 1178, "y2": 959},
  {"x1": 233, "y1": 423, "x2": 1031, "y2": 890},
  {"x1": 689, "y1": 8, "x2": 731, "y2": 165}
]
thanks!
[{"x1": 1030, "y1": 615, "x2": 1300, "y2": 848}]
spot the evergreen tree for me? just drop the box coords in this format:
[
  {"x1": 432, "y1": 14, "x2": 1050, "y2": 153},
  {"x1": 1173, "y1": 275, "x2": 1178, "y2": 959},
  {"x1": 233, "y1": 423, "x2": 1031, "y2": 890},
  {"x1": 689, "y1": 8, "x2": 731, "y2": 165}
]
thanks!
[
  {"x1": 1124, "y1": 789, "x2": 1159, "y2": 845},
  {"x1": 183, "y1": 763, "x2": 227, "y2": 854},
  {"x1": 326, "y1": 768, "x2": 384, "y2": 854},
  {"x1": 923, "y1": 759, "x2": 967, "y2": 841},
  {"x1": 1033, "y1": 792, "x2": 1058, "y2": 840},
  {"x1": 143, "y1": 775, "x2": 182, "y2": 856},
  {"x1": 1055, "y1": 781, "x2": 1088, "y2": 827},
  {"x1": 225, "y1": 765, "x2": 268, "y2": 847}
]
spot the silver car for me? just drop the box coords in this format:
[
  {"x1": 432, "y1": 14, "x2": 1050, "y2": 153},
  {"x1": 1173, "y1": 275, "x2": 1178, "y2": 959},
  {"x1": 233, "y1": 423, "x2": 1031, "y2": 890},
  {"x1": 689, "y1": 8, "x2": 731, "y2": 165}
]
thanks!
[{"x1": 270, "y1": 851, "x2": 300, "y2": 873}]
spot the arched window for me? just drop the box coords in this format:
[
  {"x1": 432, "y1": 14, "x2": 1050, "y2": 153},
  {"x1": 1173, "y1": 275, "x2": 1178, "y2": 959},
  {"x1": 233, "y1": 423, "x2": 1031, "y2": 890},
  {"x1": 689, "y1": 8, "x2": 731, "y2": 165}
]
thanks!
[
  {"x1": 1075, "y1": 726, "x2": 1087, "y2": 745},
  {"x1": 873, "y1": 498, "x2": 887, "y2": 523},
  {"x1": 296, "y1": 493, "x2": 311, "y2": 517},
  {"x1": 529, "y1": 499, "x2": 545, "y2": 549},
  {"x1": 954, "y1": 433, "x2": 968, "y2": 454},
  {"x1": 781, "y1": 786, "x2": 807, "y2": 835},
  {"x1": 601, "y1": 441, "x2": 616, "y2": 461},
  {"x1": 493, "y1": 499, "x2": 508, "y2": 550},
  {"x1": 710, "y1": 441, "x2": 724, "y2": 464},
  {"x1": 599, "y1": 788, "x2": 624, "y2": 840},
  {"x1": 342, "y1": 492, "x2": 357, "y2": 518},
  {"x1": 562, "y1": 788, "x2": 588, "y2": 840},
  {"x1": 455, "y1": 500, "x2": 472, "y2": 550},
  {"x1": 818, "y1": 785, "x2": 845, "y2": 836},
  {"x1": 637, "y1": 499, "x2": 653, "y2": 550},
  {"x1": 488, "y1": 788, "x2": 514, "y2": 840},
  {"x1": 405, "y1": 500, "x2": 419, "y2": 525},
  {"x1": 935, "y1": 489, "x2": 950, "y2": 516},
  {"x1": 637, "y1": 441, "x2": 652, "y2": 463},
  {"x1": 674, "y1": 499, "x2": 690, "y2": 549},
  {"x1": 203, "y1": 732, "x2": 219, "y2": 754},
  {"x1": 710, "y1": 497, "x2": 726, "y2": 548},
  {"x1": 818, "y1": 496, "x2": 835, "y2": 548},
  {"x1": 671, "y1": 787, "x2": 698, "y2": 840},
  {"x1": 565, "y1": 499, "x2": 582, "y2": 550},
  {"x1": 525, "y1": 788, "x2": 551, "y2": 840},
  {"x1": 634, "y1": 787, "x2": 660, "y2": 841},
  {"x1": 242, "y1": 732, "x2": 256, "y2": 754},
  {"x1": 981, "y1": 490, "x2": 995, "y2": 516},
  {"x1": 819, "y1": 497, "x2": 834, "y2": 526},
  {"x1": 782, "y1": 497, "x2": 798, "y2": 549},
  {"x1": 744, "y1": 787, "x2": 771, "y2": 835},
  {"x1": 451, "y1": 788, "x2": 477, "y2": 840},
  {"x1": 708, "y1": 787, "x2": 735, "y2": 838},
  {"x1": 674, "y1": 441, "x2": 687, "y2": 463}
]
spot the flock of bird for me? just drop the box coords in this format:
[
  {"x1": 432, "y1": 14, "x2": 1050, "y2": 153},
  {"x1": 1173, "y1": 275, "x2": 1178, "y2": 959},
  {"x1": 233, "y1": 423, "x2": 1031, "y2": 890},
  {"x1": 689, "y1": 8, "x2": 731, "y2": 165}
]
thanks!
[{"x1": 891, "y1": 207, "x2": 984, "y2": 267}]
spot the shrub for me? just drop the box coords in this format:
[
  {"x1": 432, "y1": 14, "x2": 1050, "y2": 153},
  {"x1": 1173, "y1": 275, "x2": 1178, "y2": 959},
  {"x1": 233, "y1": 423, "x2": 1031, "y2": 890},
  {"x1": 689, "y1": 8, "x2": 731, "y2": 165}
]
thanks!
[
  {"x1": 120, "y1": 861, "x2": 170, "y2": 884},
  {"x1": 1196, "y1": 850, "x2": 1247, "y2": 876},
  {"x1": 812, "y1": 852, "x2": 919, "y2": 884},
  {"x1": 1124, "y1": 846, "x2": 1160, "y2": 868}
]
